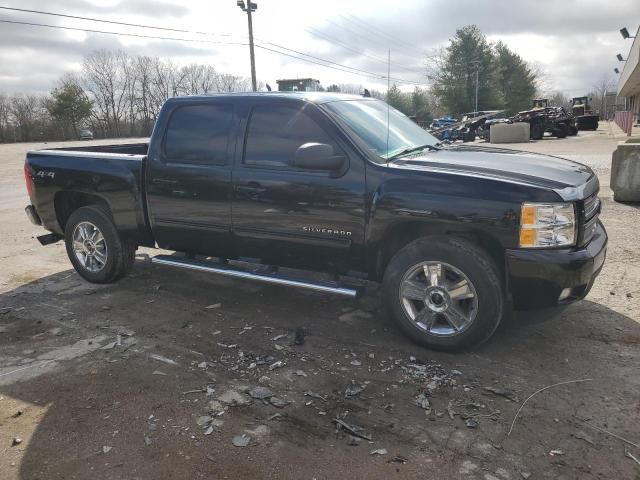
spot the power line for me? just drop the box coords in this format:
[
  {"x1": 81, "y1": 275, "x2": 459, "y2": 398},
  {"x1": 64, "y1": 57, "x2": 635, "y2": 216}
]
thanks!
[
  {"x1": 0, "y1": 5, "x2": 428, "y2": 86},
  {"x1": 339, "y1": 14, "x2": 425, "y2": 57},
  {"x1": 305, "y1": 26, "x2": 426, "y2": 76},
  {"x1": 0, "y1": 5, "x2": 235, "y2": 37},
  {"x1": 0, "y1": 18, "x2": 430, "y2": 86}
]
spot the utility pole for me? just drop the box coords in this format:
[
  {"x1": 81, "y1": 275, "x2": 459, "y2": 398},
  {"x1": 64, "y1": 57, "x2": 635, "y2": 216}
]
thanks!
[{"x1": 237, "y1": 1, "x2": 257, "y2": 91}]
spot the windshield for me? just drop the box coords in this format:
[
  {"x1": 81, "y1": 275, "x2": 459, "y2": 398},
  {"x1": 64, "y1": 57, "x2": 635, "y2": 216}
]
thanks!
[{"x1": 324, "y1": 99, "x2": 439, "y2": 162}]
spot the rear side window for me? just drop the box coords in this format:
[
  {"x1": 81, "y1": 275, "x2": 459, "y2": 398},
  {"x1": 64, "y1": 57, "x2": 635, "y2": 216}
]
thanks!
[
  {"x1": 164, "y1": 104, "x2": 233, "y2": 165},
  {"x1": 244, "y1": 104, "x2": 339, "y2": 168}
]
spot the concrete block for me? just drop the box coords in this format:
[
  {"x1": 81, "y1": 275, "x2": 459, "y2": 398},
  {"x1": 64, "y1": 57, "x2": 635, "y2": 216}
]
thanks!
[
  {"x1": 611, "y1": 139, "x2": 640, "y2": 202},
  {"x1": 489, "y1": 122, "x2": 530, "y2": 143}
]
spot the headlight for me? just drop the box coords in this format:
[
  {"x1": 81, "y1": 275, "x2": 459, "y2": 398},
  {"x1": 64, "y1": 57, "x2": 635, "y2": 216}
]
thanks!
[{"x1": 519, "y1": 202, "x2": 576, "y2": 248}]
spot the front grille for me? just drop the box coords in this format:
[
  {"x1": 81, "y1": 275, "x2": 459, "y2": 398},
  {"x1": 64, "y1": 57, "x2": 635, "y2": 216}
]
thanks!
[{"x1": 580, "y1": 194, "x2": 600, "y2": 245}]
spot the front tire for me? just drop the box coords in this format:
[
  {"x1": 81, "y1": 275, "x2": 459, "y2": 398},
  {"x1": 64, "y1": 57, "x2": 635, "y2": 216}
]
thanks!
[
  {"x1": 65, "y1": 206, "x2": 136, "y2": 284},
  {"x1": 382, "y1": 237, "x2": 504, "y2": 351}
]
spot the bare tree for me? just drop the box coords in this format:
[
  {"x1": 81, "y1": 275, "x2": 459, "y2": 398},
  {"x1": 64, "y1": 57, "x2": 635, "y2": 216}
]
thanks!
[
  {"x1": 0, "y1": 93, "x2": 10, "y2": 142},
  {"x1": 82, "y1": 50, "x2": 131, "y2": 137},
  {"x1": 591, "y1": 75, "x2": 615, "y2": 119},
  {"x1": 10, "y1": 94, "x2": 44, "y2": 141}
]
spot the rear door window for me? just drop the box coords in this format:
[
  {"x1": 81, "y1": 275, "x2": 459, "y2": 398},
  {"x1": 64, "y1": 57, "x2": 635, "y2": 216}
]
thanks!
[{"x1": 164, "y1": 103, "x2": 233, "y2": 165}]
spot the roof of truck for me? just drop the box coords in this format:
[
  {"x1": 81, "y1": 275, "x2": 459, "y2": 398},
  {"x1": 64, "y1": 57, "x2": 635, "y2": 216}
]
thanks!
[{"x1": 167, "y1": 91, "x2": 370, "y2": 104}]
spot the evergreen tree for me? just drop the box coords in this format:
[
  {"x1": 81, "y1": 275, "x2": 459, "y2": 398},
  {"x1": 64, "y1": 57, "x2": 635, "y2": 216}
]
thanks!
[
  {"x1": 430, "y1": 25, "x2": 501, "y2": 115},
  {"x1": 46, "y1": 82, "x2": 93, "y2": 138},
  {"x1": 494, "y1": 41, "x2": 537, "y2": 115}
]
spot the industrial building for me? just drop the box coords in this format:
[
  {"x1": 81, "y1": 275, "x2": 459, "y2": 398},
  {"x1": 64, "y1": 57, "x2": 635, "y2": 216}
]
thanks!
[{"x1": 617, "y1": 26, "x2": 640, "y2": 124}]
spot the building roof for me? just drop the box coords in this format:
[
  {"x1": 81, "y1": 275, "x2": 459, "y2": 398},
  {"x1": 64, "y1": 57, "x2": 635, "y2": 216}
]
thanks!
[{"x1": 618, "y1": 26, "x2": 640, "y2": 97}]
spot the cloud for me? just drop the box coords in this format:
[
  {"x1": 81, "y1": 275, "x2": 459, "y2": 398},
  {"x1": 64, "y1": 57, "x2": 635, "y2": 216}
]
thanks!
[{"x1": 0, "y1": 0, "x2": 636, "y2": 95}]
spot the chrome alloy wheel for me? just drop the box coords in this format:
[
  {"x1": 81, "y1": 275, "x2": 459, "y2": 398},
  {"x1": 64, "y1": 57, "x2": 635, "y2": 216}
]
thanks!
[
  {"x1": 72, "y1": 221, "x2": 107, "y2": 273},
  {"x1": 399, "y1": 261, "x2": 478, "y2": 337}
]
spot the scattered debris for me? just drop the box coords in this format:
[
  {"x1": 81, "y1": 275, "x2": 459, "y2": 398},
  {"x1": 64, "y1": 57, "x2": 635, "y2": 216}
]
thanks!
[
  {"x1": 232, "y1": 434, "x2": 251, "y2": 447},
  {"x1": 258, "y1": 376, "x2": 270, "y2": 384},
  {"x1": 350, "y1": 360, "x2": 362, "y2": 366},
  {"x1": 549, "y1": 449, "x2": 564, "y2": 456},
  {"x1": 389, "y1": 455, "x2": 408, "y2": 464},
  {"x1": 150, "y1": 353, "x2": 178, "y2": 366},
  {"x1": 205, "y1": 303, "x2": 221, "y2": 309},
  {"x1": 196, "y1": 415, "x2": 213, "y2": 427},
  {"x1": 484, "y1": 386, "x2": 518, "y2": 402},
  {"x1": 345, "y1": 381, "x2": 366, "y2": 398},
  {"x1": 144, "y1": 436, "x2": 152, "y2": 446},
  {"x1": 582, "y1": 423, "x2": 640, "y2": 448},
  {"x1": 183, "y1": 388, "x2": 206, "y2": 395},
  {"x1": 338, "y1": 309, "x2": 372, "y2": 324},
  {"x1": 102, "y1": 446, "x2": 112, "y2": 454},
  {"x1": 465, "y1": 418, "x2": 479, "y2": 428},
  {"x1": 333, "y1": 418, "x2": 372, "y2": 441},
  {"x1": 269, "y1": 397, "x2": 288, "y2": 408},
  {"x1": 626, "y1": 451, "x2": 640, "y2": 466},
  {"x1": 218, "y1": 390, "x2": 250, "y2": 406},
  {"x1": 249, "y1": 386, "x2": 273, "y2": 400},
  {"x1": 269, "y1": 360, "x2": 285, "y2": 371},
  {"x1": 573, "y1": 430, "x2": 595, "y2": 446},
  {"x1": 271, "y1": 334, "x2": 288, "y2": 341},
  {"x1": 370, "y1": 448, "x2": 387, "y2": 455},
  {"x1": 508, "y1": 379, "x2": 592, "y2": 436},
  {"x1": 295, "y1": 370, "x2": 307, "y2": 377},
  {"x1": 152, "y1": 370, "x2": 167, "y2": 376},
  {"x1": 101, "y1": 341, "x2": 117, "y2": 350},
  {"x1": 11, "y1": 438, "x2": 22, "y2": 446},
  {"x1": 304, "y1": 391, "x2": 327, "y2": 402},
  {"x1": 204, "y1": 426, "x2": 214, "y2": 435},
  {"x1": 415, "y1": 393, "x2": 431, "y2": 413}
]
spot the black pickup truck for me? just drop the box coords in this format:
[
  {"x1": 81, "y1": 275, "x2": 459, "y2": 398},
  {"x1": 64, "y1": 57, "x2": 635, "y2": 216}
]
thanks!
[{"x1": 24, "y1": 92, "x2": 607, "y2": 351}]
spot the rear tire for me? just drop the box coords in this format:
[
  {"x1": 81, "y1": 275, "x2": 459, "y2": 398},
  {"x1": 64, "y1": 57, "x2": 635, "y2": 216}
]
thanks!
[
  {"x1": 554, "y1": 123, "x2": 568, "y2": 138},
  {"x1": 530, "y1": 118, "x2": 544, "y2": 140},
  {"x1": 382, "y1": 237, "x2": 504, "y2": 351},
  {"x1": 64, "y1": 206, "x2": 136, "y2": 284}
]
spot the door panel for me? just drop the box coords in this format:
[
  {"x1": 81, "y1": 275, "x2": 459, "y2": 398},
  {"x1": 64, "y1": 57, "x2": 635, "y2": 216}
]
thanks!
[
  {"x1": 146, "y1": 101, "x2": 236, "y2": 256},
  {"x1": 231, "y1": 101, "x2": 366, "y2": 273}
]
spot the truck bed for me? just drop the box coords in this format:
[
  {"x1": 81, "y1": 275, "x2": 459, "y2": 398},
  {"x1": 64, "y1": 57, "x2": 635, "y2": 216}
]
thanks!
[{"x1": 25, "y1": 143, "x2": 152, "y2": 246}]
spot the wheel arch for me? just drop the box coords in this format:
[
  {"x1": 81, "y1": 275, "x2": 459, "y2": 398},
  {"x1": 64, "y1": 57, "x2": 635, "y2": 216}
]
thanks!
[
  {"x1": 372, "y1": 220, "x2": 506, "y2": 283},
  {"x1": 54, "y1": 191, "x2": 112, "y2": 233}
]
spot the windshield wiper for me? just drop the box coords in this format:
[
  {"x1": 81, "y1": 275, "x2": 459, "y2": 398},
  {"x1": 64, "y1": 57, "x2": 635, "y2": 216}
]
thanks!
[{"x1": 387, "y1": 144, "x2": 440, "y2": 161}]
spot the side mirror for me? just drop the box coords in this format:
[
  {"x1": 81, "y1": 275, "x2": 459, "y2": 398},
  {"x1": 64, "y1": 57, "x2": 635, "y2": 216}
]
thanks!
[{"x1": 293, "y1": 142, "x2": 345, "y2": 171}]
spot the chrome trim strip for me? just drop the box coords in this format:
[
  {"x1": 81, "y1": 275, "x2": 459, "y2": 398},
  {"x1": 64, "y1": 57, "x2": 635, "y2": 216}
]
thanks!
[
  {"x1": 28, "y1": 149, "x2": 146, "y2": 161},
  {"x1": 151, "y1": 255, "x2": 359, "y2": 298}
]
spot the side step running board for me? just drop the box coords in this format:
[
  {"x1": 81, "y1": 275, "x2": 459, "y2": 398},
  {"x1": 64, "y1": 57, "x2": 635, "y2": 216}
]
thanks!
[{"x1": 151, "y1": 255, "x2": 361, "y2": 298}]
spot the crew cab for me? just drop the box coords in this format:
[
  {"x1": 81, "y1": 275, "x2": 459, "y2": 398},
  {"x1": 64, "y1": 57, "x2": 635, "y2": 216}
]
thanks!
[{"x1": 24, "y1": 92, "x2": 607, "y2": 351}]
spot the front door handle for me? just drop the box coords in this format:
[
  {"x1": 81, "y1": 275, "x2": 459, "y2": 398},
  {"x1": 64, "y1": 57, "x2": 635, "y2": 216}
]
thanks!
[
  {"x1": 236, "y1": 183, "x2": 266, "y2": 199},
  {"x1": 152, "y1": 178, "x2": 178, "y2": 186}
]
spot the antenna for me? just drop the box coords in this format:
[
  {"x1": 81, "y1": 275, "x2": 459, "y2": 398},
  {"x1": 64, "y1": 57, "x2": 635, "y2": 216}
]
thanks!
[{"x1": 386, "y1": 48, "x2": 390, "y2": 161}]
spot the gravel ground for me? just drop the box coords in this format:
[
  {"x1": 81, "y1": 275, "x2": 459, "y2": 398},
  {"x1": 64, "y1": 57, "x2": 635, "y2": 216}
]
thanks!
[{"x1": 0, "y1": 126, "x2": 639, "y2": 480}]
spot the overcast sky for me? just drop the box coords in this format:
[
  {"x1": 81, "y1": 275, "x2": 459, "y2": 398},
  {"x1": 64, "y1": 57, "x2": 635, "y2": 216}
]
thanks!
[{"x1": 0, "y1": 0, "x2": 637, "y2": 96}]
